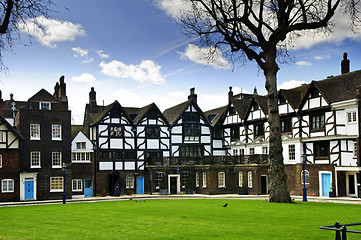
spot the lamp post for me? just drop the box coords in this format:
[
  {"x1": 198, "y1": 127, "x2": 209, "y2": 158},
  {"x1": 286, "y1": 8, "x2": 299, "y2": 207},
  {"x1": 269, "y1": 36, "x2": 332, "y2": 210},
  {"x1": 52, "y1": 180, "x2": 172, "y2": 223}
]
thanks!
[
  {"x1": 62, "y1": 163, "x2": 66, "y2": 204},
  {"x1": 302, "y1": 153, "x2": 307, "y2": 202}
]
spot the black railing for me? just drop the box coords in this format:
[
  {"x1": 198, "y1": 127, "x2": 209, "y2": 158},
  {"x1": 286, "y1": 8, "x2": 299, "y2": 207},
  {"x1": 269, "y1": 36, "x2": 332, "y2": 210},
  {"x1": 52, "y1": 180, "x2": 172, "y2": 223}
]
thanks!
[
  {"x1": 320, "y1": 222, "x2": 361, "y2": 240},
  {"x1": 147, "y1": 155, "x2": 269, "y2": 166}
]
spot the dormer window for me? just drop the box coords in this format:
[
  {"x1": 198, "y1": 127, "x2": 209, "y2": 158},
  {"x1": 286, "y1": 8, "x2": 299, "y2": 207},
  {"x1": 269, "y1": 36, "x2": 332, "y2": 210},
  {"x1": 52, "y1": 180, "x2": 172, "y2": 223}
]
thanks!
[
  {"x1": 40, "y1": 102, "x2": 51, "y2": 110},
  {"x1": 310, "y1": 88, "x2": 319, "y2": 98}
]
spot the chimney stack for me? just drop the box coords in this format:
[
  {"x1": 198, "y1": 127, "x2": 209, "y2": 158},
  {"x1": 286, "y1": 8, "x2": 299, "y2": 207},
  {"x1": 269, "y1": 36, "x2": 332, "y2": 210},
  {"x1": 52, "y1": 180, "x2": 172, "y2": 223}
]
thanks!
[
  {"x1": 228, "y1": 86, "x2": 233, "y2": 102},
  {"x1": 89, "y1": 87, "x2": 97, "y2": 113},
  {"x1": 188, "y1": 87, "x2": 197, "y2": 103},
  {"x1": 341, "y1": 52, "x2": 350, "y2": 74}
]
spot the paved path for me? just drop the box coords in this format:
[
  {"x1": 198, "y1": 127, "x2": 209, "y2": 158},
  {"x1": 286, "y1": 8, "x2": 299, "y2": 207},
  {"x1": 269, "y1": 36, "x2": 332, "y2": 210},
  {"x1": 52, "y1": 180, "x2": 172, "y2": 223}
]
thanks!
[{"x1": 1, "y1": 194, "x2": 361, "y2": 207}]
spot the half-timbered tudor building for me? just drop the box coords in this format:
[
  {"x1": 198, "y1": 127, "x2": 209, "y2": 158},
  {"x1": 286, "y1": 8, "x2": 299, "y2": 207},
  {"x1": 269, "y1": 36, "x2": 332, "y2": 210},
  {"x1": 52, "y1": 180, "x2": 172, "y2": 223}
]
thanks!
[
  {"x1": 71, "y1": 126, "x2": 94, "y2": 198},
  {"x1": 0, "y1": 113, "x2": 21, "y2": 201}
]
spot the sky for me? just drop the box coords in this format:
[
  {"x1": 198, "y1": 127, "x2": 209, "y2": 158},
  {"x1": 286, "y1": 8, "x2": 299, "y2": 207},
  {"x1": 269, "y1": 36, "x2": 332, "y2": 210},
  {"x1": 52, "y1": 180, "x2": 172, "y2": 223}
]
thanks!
[{"x1": 2, "y1": 0, "x2": 361, "y2": 124}]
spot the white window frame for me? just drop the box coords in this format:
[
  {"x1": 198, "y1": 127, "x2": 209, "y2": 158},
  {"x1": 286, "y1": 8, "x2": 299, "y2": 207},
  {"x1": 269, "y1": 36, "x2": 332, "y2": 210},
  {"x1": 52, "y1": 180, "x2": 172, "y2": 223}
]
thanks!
[
  {"x1": 71, "y1": 152, "x2": 91, "y2": 163},
  {"x1": 195, "y1": 172, "x2": 200, "y2": 187},
  {"x1": 239, "y1": 171, "x2": 243, "y2": 187},
  {"x1": 39, "y1": 101, "x2": 51, "y2": 110},
  {"x1": 72, "y1": 179, "x2": 82, "y2": 192},
  {"x1": 30, "y1": 124, "x2": 40, "y2": 140},
  {"x1": 126, "y1": 177, "x2": 134, "y2": 189},
  {"x1": 249, "y1": 148, "x2": 255, "y2": 155},
  {"x1": 30, "y1": 151, "x2": 41, "y2": 168},
  {"x1": 52, "y1": 152, "x2": 62, "y2": 168},
  {"x1": 50, "y1": 177, "x2": 63, "y2": 192},
  {"x1": 2, "y1": 179, "x2": 14, "y2": 193},
  {"x1": 202, "y1": 172, "x2": 207, "y2": 188},
  {"x1": 301, "y1": 170, "x2": 310, "y2": 185},
  {"x1": 76, "y1": 142, "x2": 86, "y2": 149},
  {"x1": 262, "y1": 146, "x2": 268, "y2": 154},
  {"x1": 347, "y1": 111, "x2": 357, "y2": 124},
  {"x1": 155, "y1": 172, "x2": 165, "y2": 189},
  {"x1": 218, "y1": 172, "x2": 226, "y2": 188},
  {"x1": 0, "y1": 155, "x2": 2, "y2": 168},
  {"x1": 248, "y1": 171, "x2": 253, "y2": 188},
  {"x1": 354, "y1": 141, "x2": 358, "y2": 158},
  {"x1": 0, "y1": 131, "x2": 4, "y2": 143},
  {"x1": 52, "y1": 124, "x2": 62, "y2": 140},
  {"x1": 289, "y1": 144, "x2": 296, "y2": 161}
]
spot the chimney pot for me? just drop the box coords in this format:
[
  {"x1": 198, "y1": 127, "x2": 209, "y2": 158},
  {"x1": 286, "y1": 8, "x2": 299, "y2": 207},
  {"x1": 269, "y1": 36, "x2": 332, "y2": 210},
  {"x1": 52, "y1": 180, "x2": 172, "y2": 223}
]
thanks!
[{"x1": 341, "y1": 52, "x2": 350, "y2": 74}]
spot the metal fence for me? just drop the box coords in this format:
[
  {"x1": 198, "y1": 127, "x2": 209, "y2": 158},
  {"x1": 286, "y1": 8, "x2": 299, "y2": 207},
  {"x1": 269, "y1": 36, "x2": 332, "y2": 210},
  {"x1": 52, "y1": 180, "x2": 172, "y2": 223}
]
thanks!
[{"x1": 320, "y1": 222, "x2": 361, "y2": 240}]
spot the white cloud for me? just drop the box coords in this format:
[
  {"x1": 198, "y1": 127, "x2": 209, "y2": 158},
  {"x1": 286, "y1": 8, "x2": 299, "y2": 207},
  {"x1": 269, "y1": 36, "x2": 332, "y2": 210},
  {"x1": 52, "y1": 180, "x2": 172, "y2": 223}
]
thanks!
[
  {"x1": 179, "y1": 44, "x2": 230, "y2": 69},
  {"x1": 18, "y1": 16, "x2": 85, "y2": 48},
  {"x1": 169, "y1": 91, "x2": 185, "y2": 99},
  {"x1": 99, "y1": 60, "x2": 166, "y2": 85},
  {"x1": 72, "y1": 47, "x2": 88, "y2": 58},
  {"x1": 71, "y1": 73, "x2": 96, "y2": 83},
  {"x1": 82, "y1": 58, "x2": 94, "y2": 64},
  {"x1": 278, "y1": 80, "x2": 307, "y2": 90},
  {"x1": 97, "y1": 50, "x2": 109, "y2": 59},
  {"x1": 296, "y1": 61, "x2": 312, "y2": 66},
  {"x1": 314, "y1": 55, "x2": 331, "y2": 60},
  {"x1": 155, "y1": 0, "x2": 190, "y2": 19}
]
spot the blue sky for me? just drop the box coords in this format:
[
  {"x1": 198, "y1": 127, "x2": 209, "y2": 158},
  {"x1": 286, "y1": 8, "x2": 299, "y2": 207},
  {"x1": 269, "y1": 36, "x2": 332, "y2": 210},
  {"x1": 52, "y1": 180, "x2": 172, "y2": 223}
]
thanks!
[{"x1": 2, "y1": 0, "x2": 361, "y2": 124}]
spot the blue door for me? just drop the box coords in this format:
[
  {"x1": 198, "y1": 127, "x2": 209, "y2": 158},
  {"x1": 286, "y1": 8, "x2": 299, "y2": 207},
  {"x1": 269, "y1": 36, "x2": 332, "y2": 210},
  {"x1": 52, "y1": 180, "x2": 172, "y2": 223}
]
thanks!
[
  {"x1": 322, "y1": 173, "x2": 331, "y2": 197},
  {"x1": 136, "y1": 177, "x2": 144, "y2": 194},
  {"x1": 25, "y1": 181, "x2": 34, "y2": 200},
  {"x1": 84, "y1": 179, "x2": 93, "y2": 197}
]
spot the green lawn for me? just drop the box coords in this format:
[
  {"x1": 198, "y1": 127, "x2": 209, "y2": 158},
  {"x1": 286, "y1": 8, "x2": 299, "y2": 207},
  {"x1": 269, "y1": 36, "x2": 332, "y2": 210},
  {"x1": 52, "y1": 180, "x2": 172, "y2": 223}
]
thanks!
[{"x1": 1, "y1": 199, "x2": 361, "y2": 239}]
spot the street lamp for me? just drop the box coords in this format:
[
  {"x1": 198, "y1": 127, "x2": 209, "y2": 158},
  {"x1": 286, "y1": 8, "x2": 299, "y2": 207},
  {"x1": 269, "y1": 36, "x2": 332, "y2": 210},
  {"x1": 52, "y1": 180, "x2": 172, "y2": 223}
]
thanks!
[
  {"x1": 302, "y1": 152, "x2": 307, "y2": 202},
  {"x1": 62, "y1": 163, "x2": 66, "y2": 204}
]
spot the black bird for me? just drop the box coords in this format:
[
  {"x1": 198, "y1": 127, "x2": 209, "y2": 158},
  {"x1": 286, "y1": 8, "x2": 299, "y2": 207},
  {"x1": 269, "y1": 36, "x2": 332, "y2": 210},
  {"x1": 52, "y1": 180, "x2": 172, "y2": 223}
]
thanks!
[{"x1": 223, "y1": 203, "x2": 228, "y2": 207}]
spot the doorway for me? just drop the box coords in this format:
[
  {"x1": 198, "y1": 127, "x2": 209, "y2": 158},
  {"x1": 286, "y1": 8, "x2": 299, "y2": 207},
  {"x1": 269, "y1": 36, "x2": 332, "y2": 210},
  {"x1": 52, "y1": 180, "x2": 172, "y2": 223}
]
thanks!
[
  {"x1": 320, "y1": 172, "x2": 332, "y2": 197},
  {"x1": 261, "y1": 175, "x2": 268, "y2": 194},
  {"x1": 346, "y1": 173, "x2": 356, "y2": 196},
  {"x1": 137, "y1": 177, "x2": 144, "y2": 194},
  {"x1": 168, "y1": 174, "x2": 180, "y2": 194},
  {"x1": 84, "y1": 179, "x2": 93, "y2": 197}
]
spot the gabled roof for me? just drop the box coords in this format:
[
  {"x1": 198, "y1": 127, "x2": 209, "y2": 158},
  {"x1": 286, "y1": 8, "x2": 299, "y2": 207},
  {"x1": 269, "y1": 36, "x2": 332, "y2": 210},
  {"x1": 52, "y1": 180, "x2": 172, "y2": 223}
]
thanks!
[
  {"x1": 126, "y1": 103, "x2": 169, "y2": 125},
  {"x1": 279, "y1": 84, "x2": 309, "y2": 110},
  {"x1": 313, "y1": 70, "x2": 361, "y2": 103},
  {"x1": 28, "y1": 89, "x2": 59, "y2": 102},
  {"x1": 87, "y1": 101, "x2": 133, "y2": 126},
  {"x1": 253, "y1": 95, "x2": 268, "y2": 115},
  {"x1": 71, "y1": 125, "x2": 86, "y2": 140},
  {"x1": 204, "y1": 105, "x2": 228, "y2": 125},
  {"x1": 0, "y1": 114, "x2": 22, "y2": 140},
  {"x1": 163, "y1": 99, "x2": 210, "y2": 125},
  {"x1": 230, "y1": 97, "x2": 252, "y2": 120}
]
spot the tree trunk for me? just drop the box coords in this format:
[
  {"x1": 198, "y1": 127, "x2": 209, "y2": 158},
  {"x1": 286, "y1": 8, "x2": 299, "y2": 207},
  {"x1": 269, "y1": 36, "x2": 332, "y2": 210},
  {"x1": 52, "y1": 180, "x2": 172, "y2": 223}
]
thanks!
[{"x1": 264, "y1": 50, "x2": 292, "y2": 203}]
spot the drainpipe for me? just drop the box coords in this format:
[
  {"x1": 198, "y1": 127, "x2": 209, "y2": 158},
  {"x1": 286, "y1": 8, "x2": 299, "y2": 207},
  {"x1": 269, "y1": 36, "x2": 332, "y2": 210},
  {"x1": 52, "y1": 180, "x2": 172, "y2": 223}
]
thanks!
[{"x1": 357, "y1": 86, "x2": 361, "y2": 197}]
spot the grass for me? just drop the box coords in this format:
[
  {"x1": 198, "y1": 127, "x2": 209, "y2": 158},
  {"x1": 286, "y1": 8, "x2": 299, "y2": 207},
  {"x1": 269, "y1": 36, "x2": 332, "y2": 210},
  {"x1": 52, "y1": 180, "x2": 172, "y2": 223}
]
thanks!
[{"x1": 1, "y1": 199, "x2": 361, "y2": 239}]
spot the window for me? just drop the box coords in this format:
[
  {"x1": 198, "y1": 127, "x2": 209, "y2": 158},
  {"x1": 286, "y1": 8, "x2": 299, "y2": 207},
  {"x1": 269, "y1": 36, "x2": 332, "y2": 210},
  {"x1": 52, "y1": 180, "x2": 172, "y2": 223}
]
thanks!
[
  {"x1": 310, "y1": 88, "x2": 319, "y2": 98},
  {"x1": 52, "y1": 152, "x2": 62, "y2": 168},
  {"x1": 239, "y1": 172, "x2": 243, "y2": 187},
  {"x1": 218, "y1": 172, "x2": 226, "y2": 188},
  {"x1": 72, "y1": 179, "x2": 82, "y2": 191},
  {"x1": 0, "y1": 131, "x2": 4, "y2": 142},
  {"x1": 354, "y1": 141, "x2": 357, "y2": 158},
  {"x1": 183, "y1": 123, "x2": 201, "y2": 141},
  {"x1": 30, "y1": 124, "x2": 40, "y2": 140},
  {"x1": 310, "y1": 113, "x2": 325, "y2": 131},
  {"x1": 289, "y1": 145, "x2": 296, "y2": 161},
  {"x1": 281, "y1": 118, "x2": 292, "y2": 133},
  {"x1": 180, "y1": 145, "x2": 203, "y2": 157},
  {"x1": 30, "y1": 151, "x2": 40, "y2": 168},
  {"x1": 195, "y1": 172, "x2": 200, "y2": 187},
  {"x1": 0, "y1": 155, "x2": 2, "y2": 168},
  {"x1": 109, "y1": 126, "x2": 122, "y2": 137},
  {"x1": 248, "y1": 171, "x2": 253, "y2": 188},
  {"x1": 314, "y1": 141, "x2": 329, "y2": 159},
  {"x1": 2, "y1": 179, "x2": 14, "y2": 193},
  {"x1": 301, "y1": 170, "x2": 310, "y2": 184},
  {"x1": 50, "y1": 177, "x2": 63, "y2": 192},
  {"x1": 262, "y1": 147, "x2": 268, "y2": 154},
  {"x1": 52, "y1": 125, "x2": 62, "y2": 140},
  {"x1": 278, "y1": 95, "x2": 286, "y2": 104},
  {"x1": 230, "y1": 126, "x2": 240, "y2": 141},
  {"x1": 126, "y1": 177, "x2": 134, "y2": 189},
  {"x1": 213, "y1": 126, "x2": 223, "y2": 139},
  {"x1": 229, "y1": 106, "x2": 236, "y2": 115},
  {"x1": 72, "y1": 152, "x2": 91, "y2": 162},
  {"x1": 146, "y1": 126, "x2": 160, "y2": 138},
  {"x1": 155, "y1": 172, "x2": 165, "y2": 189},
  {"x1": 181, "y1": 172, "x2": 189, "y2": 188},
  {"x1": 347, "y1": 111, "x2": 357, "y2": 124},
  {"x1": 76, "y1": 142, "x2": 86, "y2": 149},
  {"x1": 183, "y1": 112, "x2": 200, "y2": 122},
  {"x1": 249, "y1": 148, "x2": 255, "y2": 155},
  {"x1": 202, "y1": 172, "x2": 207, "y2": 188},
  {"x1": 233, "y1": 149, "x2": 238, "y2": 156},
  {"x1": 254, "y1": 123, "x2": 264, "y2": 137},
  {"x1": 40, "y1": 102, "x2": 51, "y2": 110}
]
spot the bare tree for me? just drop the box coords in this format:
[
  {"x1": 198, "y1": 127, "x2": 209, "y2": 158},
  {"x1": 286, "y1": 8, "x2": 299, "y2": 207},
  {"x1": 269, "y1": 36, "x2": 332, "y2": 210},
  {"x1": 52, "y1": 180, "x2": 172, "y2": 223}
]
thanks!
[
  {"x1": 179, "y1": 0, "x2": 360, "y2": 203},
  {"x1": 0, "y1": 0, "x2": 53, "y2": 71}
]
